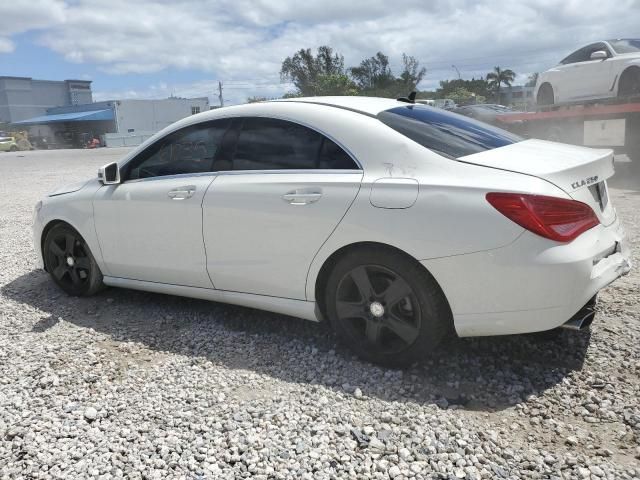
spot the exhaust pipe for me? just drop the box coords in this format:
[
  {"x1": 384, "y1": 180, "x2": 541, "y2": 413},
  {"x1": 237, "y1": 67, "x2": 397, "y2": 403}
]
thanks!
[{"x1": 560, "y1": 296, "x2": 597, "y2": 331}]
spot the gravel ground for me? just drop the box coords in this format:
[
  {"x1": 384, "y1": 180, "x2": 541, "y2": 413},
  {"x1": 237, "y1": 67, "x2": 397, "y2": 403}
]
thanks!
[{"x1": 0, "y1": 148, "x2": 639, "y2": 480}]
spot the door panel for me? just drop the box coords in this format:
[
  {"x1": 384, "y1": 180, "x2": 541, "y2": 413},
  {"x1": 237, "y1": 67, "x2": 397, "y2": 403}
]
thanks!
[
  {"x1": 573, "y1": 60, "x2": 613, "y2": 100},
  {"x1": 558, "y1": 43, "x2": 614, "y2": 101},
  {"x1": 202, "y1": 172, "x2": 362, "y2": 299},
  {"x1": 93, "y1": 175, "x2": 216, "y2": 288}
]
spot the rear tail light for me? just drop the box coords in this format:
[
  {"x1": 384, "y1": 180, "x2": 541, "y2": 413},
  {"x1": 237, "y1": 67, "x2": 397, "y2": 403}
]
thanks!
[{"x1": 486, "y1": 192, "x2": 600, "y2": 243}]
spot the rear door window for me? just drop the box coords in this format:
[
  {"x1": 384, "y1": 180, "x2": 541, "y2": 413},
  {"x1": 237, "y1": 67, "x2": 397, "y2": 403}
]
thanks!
[
  {"x1": 378, "y1": 105, "x2": 522, "y2": 159},
  {"x1": 232, "y1": 117, "x2": 359, "y2": 170}
]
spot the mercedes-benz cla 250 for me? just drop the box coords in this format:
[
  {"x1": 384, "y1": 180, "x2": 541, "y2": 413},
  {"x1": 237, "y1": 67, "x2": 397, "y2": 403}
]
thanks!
[{"x1": 33, "y1": 97, "x2": 632, "y2": 366}]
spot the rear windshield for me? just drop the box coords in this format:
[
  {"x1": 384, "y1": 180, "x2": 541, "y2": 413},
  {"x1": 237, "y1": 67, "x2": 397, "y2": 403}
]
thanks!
[
  {"x1": 608, "y1": 39, "x2": 640, "y2": 54},
  {"x1": 377, "y1": 105, "x2": 522, "y2": 158}
]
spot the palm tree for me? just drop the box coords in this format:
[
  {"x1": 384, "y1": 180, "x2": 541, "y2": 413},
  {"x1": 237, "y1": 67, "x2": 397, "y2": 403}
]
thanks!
[{"x1": 486, "y1": 66, "x2": 516, "y2": 103}]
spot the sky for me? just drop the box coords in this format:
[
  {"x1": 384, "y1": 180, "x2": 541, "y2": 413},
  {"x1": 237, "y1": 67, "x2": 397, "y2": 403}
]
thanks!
[{"x1": 1, "y1": 0, "x2": 639, "y2": 106}]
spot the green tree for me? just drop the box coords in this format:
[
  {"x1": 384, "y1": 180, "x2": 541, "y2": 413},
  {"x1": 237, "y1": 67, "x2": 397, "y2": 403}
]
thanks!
[
  {"x1": 280, "y1": 46, "x2": 346, "y2": 96},
  {"x1": 315, "y1": 74, "x2": 359, "y2": 96},
  {"x1": 397, "y1": 53, "x2": 427, "y2": 91},
  {"x1": 437, "y1": 78, "x2": 489, "y2": 99},
  {"x1": 281, "y1": 91, "x2": 303, "y2": 99},
  {"x1": 486, "y1": 66, "x2": 516, "y2": 102},
  {"x1": 281, "y1": 47, "x2": 427, "y2": 98},
  {"x1": 447, "y1": 87, "x2": 475, "y2": 105},
  {"x1": 349, "y1": 52, "x2": 395, "y2": 92},
  {"x1": 350, "y1": 52, "x2": 426, "y2": 97}
]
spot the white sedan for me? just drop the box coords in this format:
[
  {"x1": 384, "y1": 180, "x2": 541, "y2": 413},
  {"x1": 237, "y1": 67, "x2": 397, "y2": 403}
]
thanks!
[
  {"x1": 536, "y1": 39, "x2": 640, "y2": 105},
  {"x1": 33, "y1": 97, "x2": 632, "y2": 366}
]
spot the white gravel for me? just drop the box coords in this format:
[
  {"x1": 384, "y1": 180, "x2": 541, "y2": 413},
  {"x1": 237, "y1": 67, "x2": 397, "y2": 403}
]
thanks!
[{"x1": 0, "y1": 148, "x2": 639, "y2": 479}]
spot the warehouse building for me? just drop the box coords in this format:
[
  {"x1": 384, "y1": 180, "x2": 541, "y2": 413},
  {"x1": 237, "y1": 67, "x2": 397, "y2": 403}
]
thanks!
[
  {"x1": 0, "y1": 76, "x2": 92, "y2": 124},
  {"x1": 13, "y1": 96, "x2": 210, "y2": 148}
]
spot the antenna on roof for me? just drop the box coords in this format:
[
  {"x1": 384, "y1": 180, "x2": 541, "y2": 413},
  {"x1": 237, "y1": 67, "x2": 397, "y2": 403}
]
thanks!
[{"x1": 397, "y1": 91, "x2": 417, "y2": 104}]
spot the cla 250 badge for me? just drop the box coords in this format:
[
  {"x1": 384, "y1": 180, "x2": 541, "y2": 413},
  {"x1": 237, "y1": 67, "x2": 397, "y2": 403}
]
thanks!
[{"x1": 571, "y1": 175, "x2": 599, "y2": 190}]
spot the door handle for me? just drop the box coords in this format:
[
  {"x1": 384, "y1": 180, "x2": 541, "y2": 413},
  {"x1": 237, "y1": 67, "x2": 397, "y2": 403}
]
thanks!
[
  {"x1": 282, "y1": 189, "x2": 323, "y2": 205},
  {"x1": 168, "y1": 185, "x2": 196, "y2": 200}
]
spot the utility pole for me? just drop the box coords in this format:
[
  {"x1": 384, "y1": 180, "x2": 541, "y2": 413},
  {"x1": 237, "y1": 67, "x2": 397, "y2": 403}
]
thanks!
[{"x1": 218, "y1": 81, "x2": 224, "y2": 107}]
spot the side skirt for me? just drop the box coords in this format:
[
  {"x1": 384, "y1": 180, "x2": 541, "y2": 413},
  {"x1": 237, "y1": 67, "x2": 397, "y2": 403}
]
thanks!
[{"x1": 102, "y1": 276, "x2": 320, "y2": 322}]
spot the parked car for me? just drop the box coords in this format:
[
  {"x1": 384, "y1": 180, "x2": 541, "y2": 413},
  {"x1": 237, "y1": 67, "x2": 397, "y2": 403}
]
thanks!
[
  {"x1": 432, "y1": 98, "x2": 457, "y2": 110},
  {"x1": 0, "y1": 136, "x2": 18, "y2": 152},
  {"x1": 451, "y1": 104, "x2": 517, "y2": 125},
  {"x1": 536, "y1": 38, "x2": 640, "y2": 105},
  {"x1": 33, "y1": 97, "x2": 631, "y2": 366}
]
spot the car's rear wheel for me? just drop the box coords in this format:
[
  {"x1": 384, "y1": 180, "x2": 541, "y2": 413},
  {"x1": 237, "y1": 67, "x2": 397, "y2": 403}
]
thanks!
[
  {"x1": 43, "y1": 223, "x2": 104, "y2": 296},
  {"x1": 618, "y1": 67, "x2": 640, "y2": 98},
  {"x1": 325, "y1": 247, "x2": 451, "y2": 367},
  {"x1": 9, "y1": 145, "x2": 18, "y2": 152},
  {"x1": 537, "y1": 83, "x2": 554, "y2": 106}
]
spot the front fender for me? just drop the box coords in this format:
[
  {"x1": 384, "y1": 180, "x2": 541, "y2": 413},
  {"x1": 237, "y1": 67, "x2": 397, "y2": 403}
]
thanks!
[{"x1": 35, "y1": 179, "x2": 108, "y2": 275}]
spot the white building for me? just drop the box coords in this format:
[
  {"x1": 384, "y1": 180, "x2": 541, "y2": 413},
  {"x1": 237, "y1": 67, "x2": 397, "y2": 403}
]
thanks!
[
  {"x1": 0, "y1": 76, "x2": 93, "y2": 124},
  {"x1": 14, "y1": 97, "x2": 210, "y2": 148}
]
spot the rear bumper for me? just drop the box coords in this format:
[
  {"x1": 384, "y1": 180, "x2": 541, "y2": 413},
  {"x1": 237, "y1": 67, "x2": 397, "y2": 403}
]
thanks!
[{"x1": 421, "y1": 217, "x2": 631, "y2": 337}]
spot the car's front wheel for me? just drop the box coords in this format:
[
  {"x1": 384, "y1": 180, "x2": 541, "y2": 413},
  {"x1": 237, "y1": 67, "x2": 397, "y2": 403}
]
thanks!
[
  {"x1": 43, "y1": 223, "x2": 104, "y2": 296},
  {"x1": 325, "y1": 246, "x2": 451, "y2": 367}
]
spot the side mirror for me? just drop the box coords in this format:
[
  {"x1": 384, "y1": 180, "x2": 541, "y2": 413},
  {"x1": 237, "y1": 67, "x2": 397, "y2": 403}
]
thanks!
[
  {"x1": 98, "y1": 162, "x2": 120, "y2": 185},
  {"x1": 590, "y1": 50, "x2": 607, "y2": 60}
]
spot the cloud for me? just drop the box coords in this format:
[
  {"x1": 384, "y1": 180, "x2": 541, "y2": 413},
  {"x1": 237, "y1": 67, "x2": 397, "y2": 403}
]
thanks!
[
  {"x1": 92, "y1": 79, "x2": 293, "y2": 107},
  {"x1": 2, "y1": 0, "x2": 640, "y2": 99},
  {"x1": 0, "y1": 37, "x2": 14, "y2": 54},
  {"x1": 0, "y1": 0, "x2": 66, "y2": 52}
]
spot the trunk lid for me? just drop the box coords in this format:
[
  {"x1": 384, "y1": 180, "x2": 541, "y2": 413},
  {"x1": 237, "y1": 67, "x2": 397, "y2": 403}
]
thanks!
[{"x1": 459, "y1": 139, "x2": 616, "y2": 225}]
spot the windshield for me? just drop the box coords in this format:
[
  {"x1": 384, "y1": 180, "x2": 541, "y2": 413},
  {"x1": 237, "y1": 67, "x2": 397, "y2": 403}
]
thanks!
[
  {"x1": 377, "y1": 105, "x2": 522, "y2": 159},
  {"x1": 608, "y1": 39, "x2": 640, "y2": 54}
]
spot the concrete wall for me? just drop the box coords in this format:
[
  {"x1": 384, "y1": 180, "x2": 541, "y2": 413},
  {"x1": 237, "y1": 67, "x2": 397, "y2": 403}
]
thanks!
[
  {"x1": 0, "y1": 77, "x2": 93, "y2": 124},
  {"x1": 115, "y1": 98, "x2": 210, "y2": 134},
  {"x1": 104, "y1": 132, "x2": 155, "y2": 147},
  {"x1": 13, "y1": 97, "x2": 208, "y2": 147}
]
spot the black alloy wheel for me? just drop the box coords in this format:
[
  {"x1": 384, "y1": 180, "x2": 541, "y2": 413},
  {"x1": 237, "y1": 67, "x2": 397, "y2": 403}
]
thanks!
[
  {"x1": 44, "y1": 224, "x2": 104, "y2": 296},
  {"x1": 335, "y1": 265, "x2": 421, "y2": 355},
  {"x1": 325, "y1": 247, "x2": 451, "y2": 367}
]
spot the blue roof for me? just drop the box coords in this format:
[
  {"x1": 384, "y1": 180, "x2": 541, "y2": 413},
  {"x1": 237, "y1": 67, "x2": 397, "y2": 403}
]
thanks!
[{"x1": 13, "y1": 109, "x2": 114, "y2": 125}]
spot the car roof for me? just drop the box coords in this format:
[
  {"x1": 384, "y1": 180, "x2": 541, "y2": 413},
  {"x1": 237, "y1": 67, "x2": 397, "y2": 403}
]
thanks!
[
  {"x1": 119, "y1": 96, "x2": 408, "y2": 167},
  {"x1": 274, "y1": 96, "x2": 410, "y2": 116}
]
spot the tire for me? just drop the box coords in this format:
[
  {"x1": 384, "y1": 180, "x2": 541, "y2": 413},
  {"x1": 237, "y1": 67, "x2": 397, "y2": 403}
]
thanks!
[
  {"x1": 618, "y1": 67, "x2": 640, "y2": 98},
  {"x1": 43, "y1": 223, "x2": 104, "y2": 296},
  {"x1": 537, "y1": 83, "x2": 554, "y2": 106},
  {"x1": 9, "y1": 145, "x2": 18, "y2": 152},
  {"x1": 325, "y1": 246, "x2": 452, "y2": 367}
]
